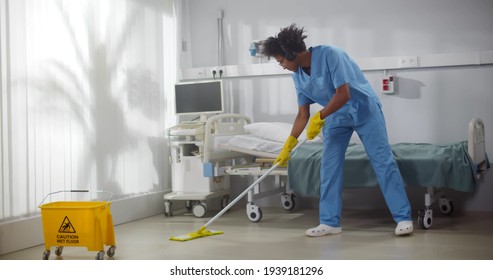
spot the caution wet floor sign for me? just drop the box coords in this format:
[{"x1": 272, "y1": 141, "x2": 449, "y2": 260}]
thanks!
[
  {"x1": 58, "y1": 216, "x2": 76, "y2": 233},
  {"x1": 57, "y1": 216, "x2": 79, "y2": 244}
]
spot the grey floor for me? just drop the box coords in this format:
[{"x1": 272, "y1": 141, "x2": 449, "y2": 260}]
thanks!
[{"x1": 1, "y1": 206, "x2": 492, "y2": 260}]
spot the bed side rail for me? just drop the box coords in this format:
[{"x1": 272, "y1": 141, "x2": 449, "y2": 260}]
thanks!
[
  {"x1": 203, "y1": 113, "x2": 252, "y2": 162},
  {"x1": 468, "y1": 118, "x2": 489, "y2": 178}
]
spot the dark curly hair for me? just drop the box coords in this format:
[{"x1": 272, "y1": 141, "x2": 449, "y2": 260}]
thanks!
[{"x1": 261, "y1": 24, "x2": 307, "y2": 58}]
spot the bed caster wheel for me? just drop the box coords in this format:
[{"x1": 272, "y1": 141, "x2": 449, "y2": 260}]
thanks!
[
  {"x1": 42, "y1": 250, "x2": 50, "y2": 260},
  {"x1": 54, "y1": 246, "x2": 63, "y2": 257},
  {"x1": 439, "y1": 197, "x2": 454, "y2": 215},
  {"x1": 418, "y1": 209, "x2": 433, "y2": 229},
  {"x1": 96, "y1": 251, "x2": 105, "y2": 260},
  {"x1": 246, "y1": 203, "x2": 263, "y2": 223},
  {"x1": 281, "y1": 194, "x2": 295, "y2": 211},
  {"x1": 106, "y1": 246, "x2": 116, "y2": 257},
  {"x1": 192, "y1": 203, "x2": 207, "y2": 218}
]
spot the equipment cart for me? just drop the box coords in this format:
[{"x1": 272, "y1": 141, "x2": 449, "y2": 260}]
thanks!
[
  {"x1": 39, "y1": 190, "x2": 116, "y2": 260},
  {"x1": 164, "y1": 114, "x2": 251, "y2": 218},
  {"x1": 164, "y1": 189, "x2": 230, "y2": 218}
]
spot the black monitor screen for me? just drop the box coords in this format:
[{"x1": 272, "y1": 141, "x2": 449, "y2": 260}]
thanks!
[{"x1": 174, "y1": 80, "x2": 224, "y2": 116}]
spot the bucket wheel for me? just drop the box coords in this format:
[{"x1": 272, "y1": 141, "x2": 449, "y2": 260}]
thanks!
[
  {"x1": 42, "y1": 250, "x2": 50, "y2": 260},
  {"x1": 54, "y1": 246, "x2": 63, "y2": 257},
  {"x1": 106, "y1": 246, "x2": 116, "y2": 258}
]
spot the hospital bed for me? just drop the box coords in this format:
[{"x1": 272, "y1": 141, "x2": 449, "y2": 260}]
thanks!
[{"x1": 217, "y1": 117, "x2": 489, "y2": 229}]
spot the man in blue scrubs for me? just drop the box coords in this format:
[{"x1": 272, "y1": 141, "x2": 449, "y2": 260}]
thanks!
[{"x1": 261, "y1": 24, "x2": 413, "y2": 236}]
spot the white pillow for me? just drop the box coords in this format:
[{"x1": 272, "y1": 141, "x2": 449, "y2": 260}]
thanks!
[{"x1": 244, "y1": 122, "x2": 320, "y2": 143}]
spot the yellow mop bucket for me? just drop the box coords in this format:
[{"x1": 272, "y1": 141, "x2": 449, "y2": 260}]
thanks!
[{"x1": 39, "y1": 190, "x2": 116, "y2": 260}]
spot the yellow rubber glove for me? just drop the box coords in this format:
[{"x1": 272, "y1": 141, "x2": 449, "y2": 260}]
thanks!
[
  {"x1": 306, "y1": 111, "x2": 325, "y2": 140},
  {"x1": 274, "y1": 135, "x2": 298, "y2": 167}
]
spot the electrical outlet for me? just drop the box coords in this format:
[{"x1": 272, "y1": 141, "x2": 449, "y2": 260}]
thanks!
[
  {"x1": 398, "y1": 56, "x2": 418, "y2": 68},
  {"x1": 217, "y1": 67, "x2": 225, "y2": 78},
  {"x1": 209, "y1": 67, "x2": 225, "y2": 78},
  {"x1": 211, "y1": 68, "x2": 218, "y2": 78}
]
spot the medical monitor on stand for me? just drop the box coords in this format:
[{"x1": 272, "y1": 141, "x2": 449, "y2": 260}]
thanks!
[{"x1": 174, "y1": 80, "x2": 224, "y2": 122}]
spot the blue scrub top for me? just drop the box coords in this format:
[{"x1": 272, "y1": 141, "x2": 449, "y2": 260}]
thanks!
[{"x1": 292, "y1": 45, "x2": 381, "y2": 126}]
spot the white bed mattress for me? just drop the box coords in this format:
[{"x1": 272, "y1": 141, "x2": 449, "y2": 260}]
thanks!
[{"x1": 218, "y1": 134, "x2": 283, "y2": 158}]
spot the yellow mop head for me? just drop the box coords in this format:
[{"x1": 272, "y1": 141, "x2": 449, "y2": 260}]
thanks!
[{"x1": 169, "y1": 226, "x2": 224, "y2": 242}]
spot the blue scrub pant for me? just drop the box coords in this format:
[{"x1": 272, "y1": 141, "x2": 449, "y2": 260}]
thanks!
[{"x1": 319, "y1": 109, "x2": 412, "y2": 227}]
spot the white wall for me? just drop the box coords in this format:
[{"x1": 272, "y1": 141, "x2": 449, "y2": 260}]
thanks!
[{"x1": 183, "y1": 0, "x2": 493, "y2": 211}]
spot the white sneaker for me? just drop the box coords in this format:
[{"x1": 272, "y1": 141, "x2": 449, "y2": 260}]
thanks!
[
  {"x1": 395, "y1": 221, "x2": 413, "y2": 236},
  {"x1": 305, "y1": 224, "x2": 342, "y2": 237}
]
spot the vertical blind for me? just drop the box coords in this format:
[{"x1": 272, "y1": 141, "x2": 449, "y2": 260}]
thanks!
[{"x1": 0, "y1": 0, "x2": 180, "y2": 221}]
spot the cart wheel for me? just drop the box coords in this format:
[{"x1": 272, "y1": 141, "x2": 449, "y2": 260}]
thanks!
[
  {"x1": 42, "y1": 250, "x2": 50, "y2": 260},
  {"x1": 246, "y1": 203, "x2": 263, "y2": 223},
  {"x1": 164, "y1": 201, "x2": 173, "y2": 217},
  {"x1": 439, "y1": 197, "x2": 454, "y2": 215},
  {"x1": 55, "y1": 246, "x2": 63, "y2": 257},
  {"x1": 106, "y1": 246, "x2": 116, "y2": 257},
  {"x1": 221, "y1": 195, "x2": 230, "y2": 209},
  {"x1": 418, "y1": 209, "x2": 433, "y2": 229},
  {"x1": 96, "y1": 251, "x2": 105, "y2": 260},
  {"x1": 192, "y1": 203, "x2": 207, "y2": 218},
  {"x1": 186, "y1": 200, "x2": 194, "y2": 211},
  {"x1": 281, "y1": 194, "x2": 296, "y2": 211}
]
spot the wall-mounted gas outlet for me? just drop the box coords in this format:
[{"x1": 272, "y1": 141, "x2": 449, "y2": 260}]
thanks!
[{"x1": 398, "y1": 56, "x2": 418, "y2": 68}]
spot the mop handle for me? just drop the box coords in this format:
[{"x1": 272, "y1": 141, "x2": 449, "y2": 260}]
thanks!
[{"x1": 203, "y1": 138, "x2": 308, "y2": 229}]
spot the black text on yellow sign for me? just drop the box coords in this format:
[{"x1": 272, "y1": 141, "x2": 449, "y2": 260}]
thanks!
[{"x1": 57, "y1": 216, "x2": 79, "y2": 244}]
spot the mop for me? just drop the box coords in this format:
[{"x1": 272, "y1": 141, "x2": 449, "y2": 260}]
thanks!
[{"x1": 169, "y1": 139, "x2": 307, "y2": 242}]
